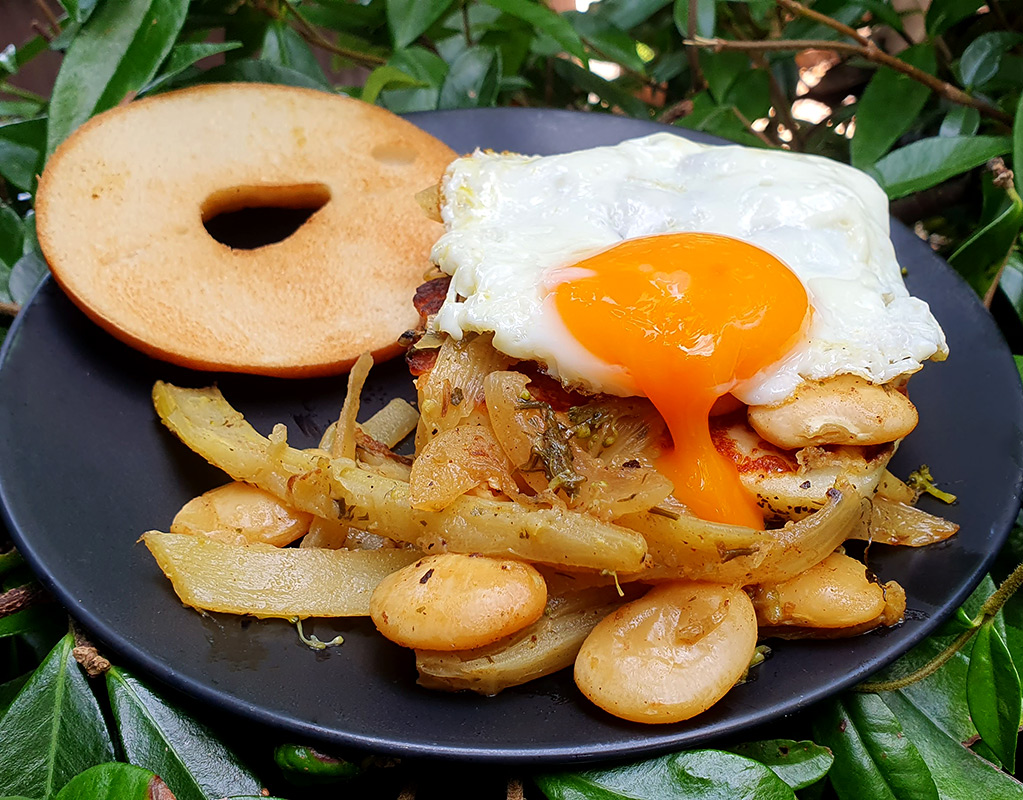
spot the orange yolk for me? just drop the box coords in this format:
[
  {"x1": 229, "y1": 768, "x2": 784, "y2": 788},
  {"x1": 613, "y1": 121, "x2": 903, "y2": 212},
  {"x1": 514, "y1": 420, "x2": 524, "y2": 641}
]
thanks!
[{"x1": 552, "y1": 232, "x2": 809, "y2": 529}]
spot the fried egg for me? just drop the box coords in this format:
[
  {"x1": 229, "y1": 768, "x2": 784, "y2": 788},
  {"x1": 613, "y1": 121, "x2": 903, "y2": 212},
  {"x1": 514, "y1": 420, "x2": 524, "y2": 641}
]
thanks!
[{"x1": 428, "y1": 133, "x2": 947, "y2": 527}]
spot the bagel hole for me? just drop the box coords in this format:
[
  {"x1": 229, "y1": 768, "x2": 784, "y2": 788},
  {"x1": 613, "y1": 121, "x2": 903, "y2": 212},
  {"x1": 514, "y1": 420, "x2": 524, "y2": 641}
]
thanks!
[{"x1": 202, "y1": 183, "x2": 330, "y2": 249}]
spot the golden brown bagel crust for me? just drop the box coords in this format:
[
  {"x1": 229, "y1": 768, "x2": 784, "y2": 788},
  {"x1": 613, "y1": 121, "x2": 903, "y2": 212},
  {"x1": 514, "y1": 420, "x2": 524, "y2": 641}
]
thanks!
[{"x1": 36, "y1": 83, "x2": 455, "y2": 376}]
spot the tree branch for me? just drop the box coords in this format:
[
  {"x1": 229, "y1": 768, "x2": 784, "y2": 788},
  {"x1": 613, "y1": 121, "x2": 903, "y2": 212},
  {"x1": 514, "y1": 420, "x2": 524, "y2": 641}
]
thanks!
[
  {"x1": 278, "y1": 0, "x2": 386, "y2": 67},
  {"x1": 686, "y1": 37, "x2": 1013, "y2": 125},
  {"x1": 1, "y1": 302, "x2": 21, "y2": 318},
  {"x1": 0, "y1": 583, "x2": 49, "y2": 618},
  {"x1": 776, "y1": 0, "x2": 870, "y2": 46}
]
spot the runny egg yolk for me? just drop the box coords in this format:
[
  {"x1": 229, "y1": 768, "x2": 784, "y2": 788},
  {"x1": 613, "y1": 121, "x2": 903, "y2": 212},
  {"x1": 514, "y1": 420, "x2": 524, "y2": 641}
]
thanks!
[{"x1": 551, "y1": 232, "x2": 809, "y2": 529}]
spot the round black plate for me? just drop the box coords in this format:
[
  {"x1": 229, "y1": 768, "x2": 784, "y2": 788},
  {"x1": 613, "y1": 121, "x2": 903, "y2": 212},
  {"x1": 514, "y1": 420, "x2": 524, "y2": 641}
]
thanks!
[{"x1": 1, "y1": 109, "x2": 1021, "y2": 764}]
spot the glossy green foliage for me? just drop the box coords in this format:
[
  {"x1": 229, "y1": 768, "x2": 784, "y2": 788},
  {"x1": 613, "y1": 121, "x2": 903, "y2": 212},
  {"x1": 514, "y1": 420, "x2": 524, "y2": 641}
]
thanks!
[
  {"x1": 3, "y1": 2, "x2": 1023, "y2": 799},
  {"x1": 46, "y1": 0, "x2": 189, "y2": 155},
  {"x1": 274, "y1": 744, "x2": 363, "y2": 786},
  {"x1": 54, "y1": 763, "x2": 164, "y2": 800},
  {"x1": 106, "y1": 667, "x2": 262, "y2": 800},
  {"x1": 536, "y1": 750, "x2": 797, "y2": 799},
  {"x1": 851, "y1": 45, "x2": 935, "y2": 169},
  {"x1": 0, "y1": 634, "x2": 114, "y2": 798},
  {"x1": 812, "y1": 693, "x2": 937, "y2": 800},
  {"x1": 726, "y1": 740, "x2": 833, "y2": 791},
  {"x1": 966, "y1": 619, "x2": 1022, "y2": 771}
]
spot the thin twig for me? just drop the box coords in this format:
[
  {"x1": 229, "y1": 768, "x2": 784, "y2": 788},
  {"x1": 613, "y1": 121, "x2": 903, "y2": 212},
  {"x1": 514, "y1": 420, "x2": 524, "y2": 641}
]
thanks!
[
  {"x1": 686, "y1": 0, "x2": 707, "y2": 93},
  {"x1": 507, "y1": 778, "x2": 525, "y2": 800},
  {"x1": 777, "y1": 0, "x2": 870, "y2": 46},
  {"x1": 0, "y1": 302, "x2": 21, "y2": 317},
  {"x1": 732, "y1": 106, "x2": 777, "y2": 147},
  {"x1": 687, "y1": 37, "x2": 1013, "y2": 125},
  {"x1": 33, "y1": 0, "x2": 61, "y2": 37},
  {"x1": 658, "y1": 98, "x2": 693, "y2": 124},
  {"x1": 280, "y1": 0, "x2": 386, "y2": 66},
  {"x1": 751, "y1": 52, "x2": 804, "y2": 150},
  {"x1": 582, "y1": 39, "x2": 662, "y2": 90},
  {"x1": 858, "y1": 559, "x2": 1023, "y2": 693},
  {"x1": 856, "y1": 626, "x2": 977, "y2": 692},
  {"x1": 0, "y1": 82, "x2": 47, "y2": 103},
  {"x1": 461, "y1": 0, "x2": 473, "y2": 47},
  {"x1": 29, "y1": 20, "x2": 54, "y2": 42},
  {"x1": 0, "y1": 583, "x2": 48, "y2": 618}
]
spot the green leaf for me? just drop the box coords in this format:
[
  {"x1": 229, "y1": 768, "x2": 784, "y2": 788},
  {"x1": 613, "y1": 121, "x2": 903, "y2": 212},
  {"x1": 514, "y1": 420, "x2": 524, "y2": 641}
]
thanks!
[
  {"x1": 565, "y1": 11, "x2": 645, "y2": 73},
  {"x1": 812, "y1": 693, "x2": 938, "y2": 800},
  {"x1": 46, "y1": 0, "x2": 189, "y2": 156},
  {"x1": 726, "y1": 67, "x2": 771, "y2": 123},
  {"x1": 482, "y1": 0, "x2": 587, "y2": 63},
  {"x1": 0, "y1": 673, "x2": 30, "y2": 717},
  {"x1": 851, "y1": 44, "x2": 935, "y2": 169},
  {"x1": 673, "y1": 0, "x2": 716, "y2": 38},
  {"x1": 1015, "y1": 91, "x2": 1023, "y2": 196},
  {"x1": 57, "y1": 0, "x2": 98, "y2": 24},
  {"x1": 145, "y1": 41, "x2": 244, "y2": 92},
  {"x1": 553, "y1": 58, "x2": 648, "y2": 118},
  {"x1": 959, "y1": 32, "x2": 1023, "y2": 90},
  {"x1": 701, "y1": 51, "x2": 749, "y2": 105},
  {"x1": 106, "y1": 666, "x2": 261, "y2": 800},
  {"x1": 9, "y1": 249, "x2": 48, "y2": 305},
  {"x1": 868, "y1": 136, "x2": 1012, "y2": 200},
  {"x1": 359, "y1": 65, "x2": 428, "y2": 105},
  {"x1": 726, "y1": 740, "x2": 833, "y2": 791},
  {"x1": 54, "y1": 763, "x2": 164, "y2": 800},
  {"x1": 0, "y1": 633, "x2": 114, "y2": 798},
  {"x1": 882, "y1": 691, "x2": 1023, "y2": 798},
  {"x1": 0, "y1": 100, "x2": 45, "y2": 120},
  {"x1": 925, "y1": 0, "x2": 985, "y2": 36},
  {"x1": 675, "y1": 90, "x2": 766, "y2": 148},
  {"x1": 939, "y1": 106, "x2": 980, "y2": 138},
  {"x1": 386, "y1": 0, "x2": 456, "y2": 49},
  {"x1": 599, "y1": 0, "x2": 673, "y2": 31},
  {"x1": 302, "y1": 1, "x2": 386, "y2": 35},
  {"x1": 1016, "y1": 354, "x2": 1023, "y2": 383},
  {"x1": 0, "y1": 607, "x2": 60, "y2": 640},
  {"x1": 0, "y1": 34, "x2": 48, "y2": 76},
  {"x1": 0, "y1": 550, "x2": 24, "y2": 577},
  {"x1": 537, "y1": 749, "x2": 796, "y2": 799},
  {"x1": 0, "y1": 117, "x2": 45, "y2": 193},
  {"x1": 948, "y1": 181, "x2": 1023, "y2": 297},
  {"x1": 261, "y1": 22, "x2": 329, "y2": 87},
  {"x1": 439, "y1": 46, "x2": 501, "y2": 109},
  {"x1": 853, "y1": 0, "x2": 905, "y2": 33},
  {"x1": 935, "y1": 606, "x2": 977, "y2": 637},
  {"x1": 966, "y1": 619, "x2": 1022, "y2": 771},
  {"x1": 194, "y1": 60, "x2": 328, "y2": 90},
  {"x1": 650, "y1": 50, "x2": 688, "y2": 83},
  {"x1": 379, "y1": 47, "x2": 448, "y2": 112},
  {"x1": 784, "y1": 0, "x2": 865, "y2": 41},
  {"x1": 0, "y1": 205, "x2": 23, "y2": 270},
  {"x1": 274, "y1": 744, "x2": 363, "y2": 785}
]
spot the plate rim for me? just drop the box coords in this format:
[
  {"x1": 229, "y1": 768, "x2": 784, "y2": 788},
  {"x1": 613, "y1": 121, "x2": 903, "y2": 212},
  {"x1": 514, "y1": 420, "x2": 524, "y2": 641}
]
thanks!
[{"x1": 1, "y1": 105, "x2": 1021, "y2": 764}]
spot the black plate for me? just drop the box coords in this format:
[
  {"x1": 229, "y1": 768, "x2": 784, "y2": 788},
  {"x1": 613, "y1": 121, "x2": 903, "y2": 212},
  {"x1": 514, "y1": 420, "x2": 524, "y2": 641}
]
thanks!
[{"x1": 2, "y1": 109, "x2": 1022, "y2": 764}]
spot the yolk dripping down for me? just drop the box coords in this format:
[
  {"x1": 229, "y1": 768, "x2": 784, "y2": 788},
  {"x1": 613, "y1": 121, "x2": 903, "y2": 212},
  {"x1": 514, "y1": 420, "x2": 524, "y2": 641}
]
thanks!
[{"x1": 552, "y1": 232, "x2": 809, "y2": 529}]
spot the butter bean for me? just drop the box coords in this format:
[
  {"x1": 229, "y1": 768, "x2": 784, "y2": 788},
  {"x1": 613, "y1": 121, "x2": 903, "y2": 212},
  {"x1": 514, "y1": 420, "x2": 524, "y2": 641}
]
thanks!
[
  {"x1": 752, "y1": 552, "x2": 886, "y2": 628},
  {"x1": 574, "y1": 583, "x2": 757, "y2": 723},
  {"x1": 748, "y1": 374, "x2": 917, "y2": 448},
  {"x1": 370, "y1": 553, "x2": 547, "y2": 650},
  {"x1": 171, "y1": 481, "x2": 312, "y2": 547}
]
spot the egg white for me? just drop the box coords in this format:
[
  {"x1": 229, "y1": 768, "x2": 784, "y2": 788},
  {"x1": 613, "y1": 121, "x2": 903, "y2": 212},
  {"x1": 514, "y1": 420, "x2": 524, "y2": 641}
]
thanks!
[{"x1": 429, "y1": 133, "x2": 947, "y2": 406}]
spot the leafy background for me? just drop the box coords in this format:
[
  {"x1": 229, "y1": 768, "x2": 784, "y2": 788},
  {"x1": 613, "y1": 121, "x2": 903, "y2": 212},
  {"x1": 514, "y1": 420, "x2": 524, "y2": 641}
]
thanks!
[{"x1": 3, "y1": 0, "x2": 1023, "y2": 798}]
